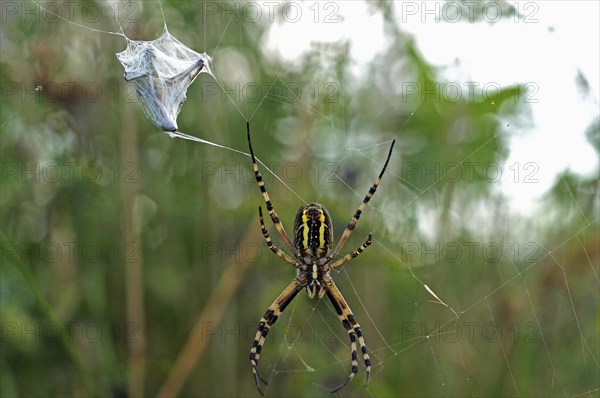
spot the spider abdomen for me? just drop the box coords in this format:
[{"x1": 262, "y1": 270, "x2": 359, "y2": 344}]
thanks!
[{"x1": 292, "y1": 203, "x2": 334, "y2": 260}]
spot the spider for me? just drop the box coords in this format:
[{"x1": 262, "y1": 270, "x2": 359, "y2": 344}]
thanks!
[{"x1": 246, "y1": 122, "x2": 395, "y2": 395}]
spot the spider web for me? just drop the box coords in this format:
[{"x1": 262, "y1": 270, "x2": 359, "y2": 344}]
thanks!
[
  {"x1": 115, "y1": 25, "x2": 213, "y2": 132},
  {"x1": 5, "y1": 1, "x2": 599, "y2": 398}
]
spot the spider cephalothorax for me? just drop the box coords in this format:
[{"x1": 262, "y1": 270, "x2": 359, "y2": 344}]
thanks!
[{"x1": 246, "y1": 122, "x2": 395, "y2": 395}]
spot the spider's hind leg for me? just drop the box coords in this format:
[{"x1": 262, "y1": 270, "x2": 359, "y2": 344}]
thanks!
[
  {"x1": 324, "y1": 276, "x2": 372, "y2": 393},
  {"x1": 249, "y1": 279, "x2": 304, "y2": 395}
]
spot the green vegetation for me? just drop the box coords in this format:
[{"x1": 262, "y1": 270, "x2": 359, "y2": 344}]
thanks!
[{"x1": 1, "y1": 2, "x2": 597, "y2": 397}]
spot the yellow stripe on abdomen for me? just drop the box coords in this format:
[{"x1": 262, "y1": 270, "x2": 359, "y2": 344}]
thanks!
[
  {"x1": 302, "y1": 210, "x2": 309, "y2": 252},
  {"x1": 318, "y1": 212, "x2": 326, "y2": 250}
]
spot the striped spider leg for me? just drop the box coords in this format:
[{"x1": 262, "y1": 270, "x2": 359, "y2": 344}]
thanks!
[
  {"x1": 247, "y1": 122, "x2": 298, "y2": 258},
  {"x1": 247, "y1": 121, "x2": 395, "y2": 394}
]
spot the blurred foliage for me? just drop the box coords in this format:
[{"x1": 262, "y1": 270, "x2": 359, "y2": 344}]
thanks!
[{"x1": 1, "y1": 1, "x2": 598, "y2": 398}]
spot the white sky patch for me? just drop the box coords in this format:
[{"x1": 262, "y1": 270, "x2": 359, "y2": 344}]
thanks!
[
  {"x1": 264, "y1": 1, "x2": 386, "y2": 75},
  {"x1": 397, "y1": 0, "x2": 599, "y2": 214},
  {"x1": 265, "y1": 1, "x2": 599, "y2": 214}
]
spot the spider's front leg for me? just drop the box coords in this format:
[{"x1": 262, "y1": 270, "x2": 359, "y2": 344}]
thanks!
[
  {"x1": 250, "y1": 278, "x2": 305, "y2": 395},
  {"x1": 247, "y1": 121, "x2": 299, "y2": 258},
  {"x1": 329, "y1": 139, "x2": 395, "y2": 259}
]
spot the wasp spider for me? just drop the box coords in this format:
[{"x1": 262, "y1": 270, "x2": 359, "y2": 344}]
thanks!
[{"x1": 247, "y1": 122, "x2": 395, "y2": 395}]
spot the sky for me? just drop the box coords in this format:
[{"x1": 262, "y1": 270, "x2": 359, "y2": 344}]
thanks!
[{"x1": 264, "y1": 0, "x2": 600, "y2": 213}]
